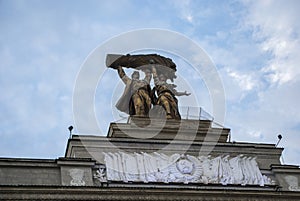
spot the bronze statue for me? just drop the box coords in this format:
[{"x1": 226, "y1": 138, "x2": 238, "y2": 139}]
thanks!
[
  {"x1": 151, "y1": 66, "x2": 190, "y2": 120},
  {"x1": 115, "y1": 66, "x2": 152, "y2": 117},
  {"x1": 106, "y1": 53, "x2": 191, "y2": 120}
]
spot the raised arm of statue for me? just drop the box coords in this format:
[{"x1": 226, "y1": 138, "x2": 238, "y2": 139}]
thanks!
[
  {"x1": 151, "y1": 66, "x2": 159, "y2": 85},
  {"x1": 117, "y1": 66, "x2": 130, "y2": 84}
]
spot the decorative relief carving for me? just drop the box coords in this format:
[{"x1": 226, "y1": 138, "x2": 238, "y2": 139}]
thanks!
[
  {"x1": 169, "y1": 154, "x2": 202, "y2": 184},
  {"x1": 94, "y1": 167, "x2": 107, "y2": 183},
  {"x1": 285, "y1": 175, "x2": 300, "y2": 191},
  {"x1": 103, "y1": 152, "x2": 274, "y2": 186},
  {"x1": 69, "y1": 168, "x2": 85, "y2": 186}
]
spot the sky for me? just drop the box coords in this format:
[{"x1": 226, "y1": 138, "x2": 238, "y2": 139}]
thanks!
[{"x1": 0, "y1": 0, "x2": 300, "y2": 166}]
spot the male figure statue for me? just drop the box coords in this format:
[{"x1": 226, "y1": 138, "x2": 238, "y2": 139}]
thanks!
[{"x1": 116, "y1": 66, "x2": 152, "y2": 117}]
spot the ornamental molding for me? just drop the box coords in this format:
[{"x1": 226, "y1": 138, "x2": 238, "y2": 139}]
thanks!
[
  {"x1": 69, "y1": 168, "x2": 85, "y2": 186},
  {"x1": 285, "y1": 175, "x2": 300, "y2": 191}
]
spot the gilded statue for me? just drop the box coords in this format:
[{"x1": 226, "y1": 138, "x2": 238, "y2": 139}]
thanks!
[
  {"x1": 151, "y1": 66, "x2": 190, "y2": 120},
  {"x1": 107, "y1": 53, "x2": 190, "y2": 120},
  {"x1": 115, "y1": 66, "x2": 152, "y2": 117}
]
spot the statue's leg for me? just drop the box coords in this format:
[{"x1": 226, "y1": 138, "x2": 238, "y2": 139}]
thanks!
[
  {"x1": 159, "y1": 96, "x2": 172, "y2": 119},
  {"x1": 132, "y1": 93, "x2": 144, "y2": 116},
  {"x1": 145, "y1": 94, "x2": 152, "y2": 114},
  {"x1": 170, "y1": 98, "x2": 181, "y2": 120}
]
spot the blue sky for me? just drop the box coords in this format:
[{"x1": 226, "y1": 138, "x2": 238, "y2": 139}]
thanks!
[{"x1": 1, "y1": 0, "x2": 300, "y2": 165}]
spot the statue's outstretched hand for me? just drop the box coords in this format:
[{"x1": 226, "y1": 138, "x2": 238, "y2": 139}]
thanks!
[{"x1": 185, "y1": 91, "x2": 191, "y2": 96}]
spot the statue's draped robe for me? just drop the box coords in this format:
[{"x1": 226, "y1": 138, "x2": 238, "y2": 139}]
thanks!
[{"x1": 116, "y1": 68, "x2": 151, "y2": 116}]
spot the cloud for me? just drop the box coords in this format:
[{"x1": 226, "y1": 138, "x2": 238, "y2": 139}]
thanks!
[
  {"x1": 242, "y1": 0, "x2": 300, "y2": 85},
  {"x1": 171, "y1": 0, "x2": 195, "y2": 23},
  {"x1": 216, "y1": 0, "x2": 300, "y2": 165},
  {"x1": 227, "y1": 69, "x2": 255, "y2": 91}
]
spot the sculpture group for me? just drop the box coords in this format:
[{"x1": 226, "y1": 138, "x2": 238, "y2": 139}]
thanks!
[{"x1": 107, "y1": 54, "x2": 190, "y2": 120}]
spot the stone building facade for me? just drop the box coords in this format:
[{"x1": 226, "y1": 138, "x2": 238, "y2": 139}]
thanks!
[{"x1": 1, "y1": 118, "x2": 300, "y2": 200}]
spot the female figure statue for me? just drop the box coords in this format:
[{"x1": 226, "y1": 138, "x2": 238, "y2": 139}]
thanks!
[{"x1": 151, "y1": 66, "x2": 190, "y2": 120}]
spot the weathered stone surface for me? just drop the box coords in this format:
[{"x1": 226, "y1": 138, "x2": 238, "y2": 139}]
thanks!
[
  {"x1": 0, "y1": 158, "x2": 60, "y2": 186},
  {"x1": 0, "y1": 158, "x2": 96, "y2": 186},
  {"x1": 271, "y1": 164, "x2": 300, "y2": 192},
  {"x1": 108, "y1": 118, "x2": 229, "y2": 143},
  {"x1": 65, "y1": 135, "x2": 282, "y2": 170}
]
